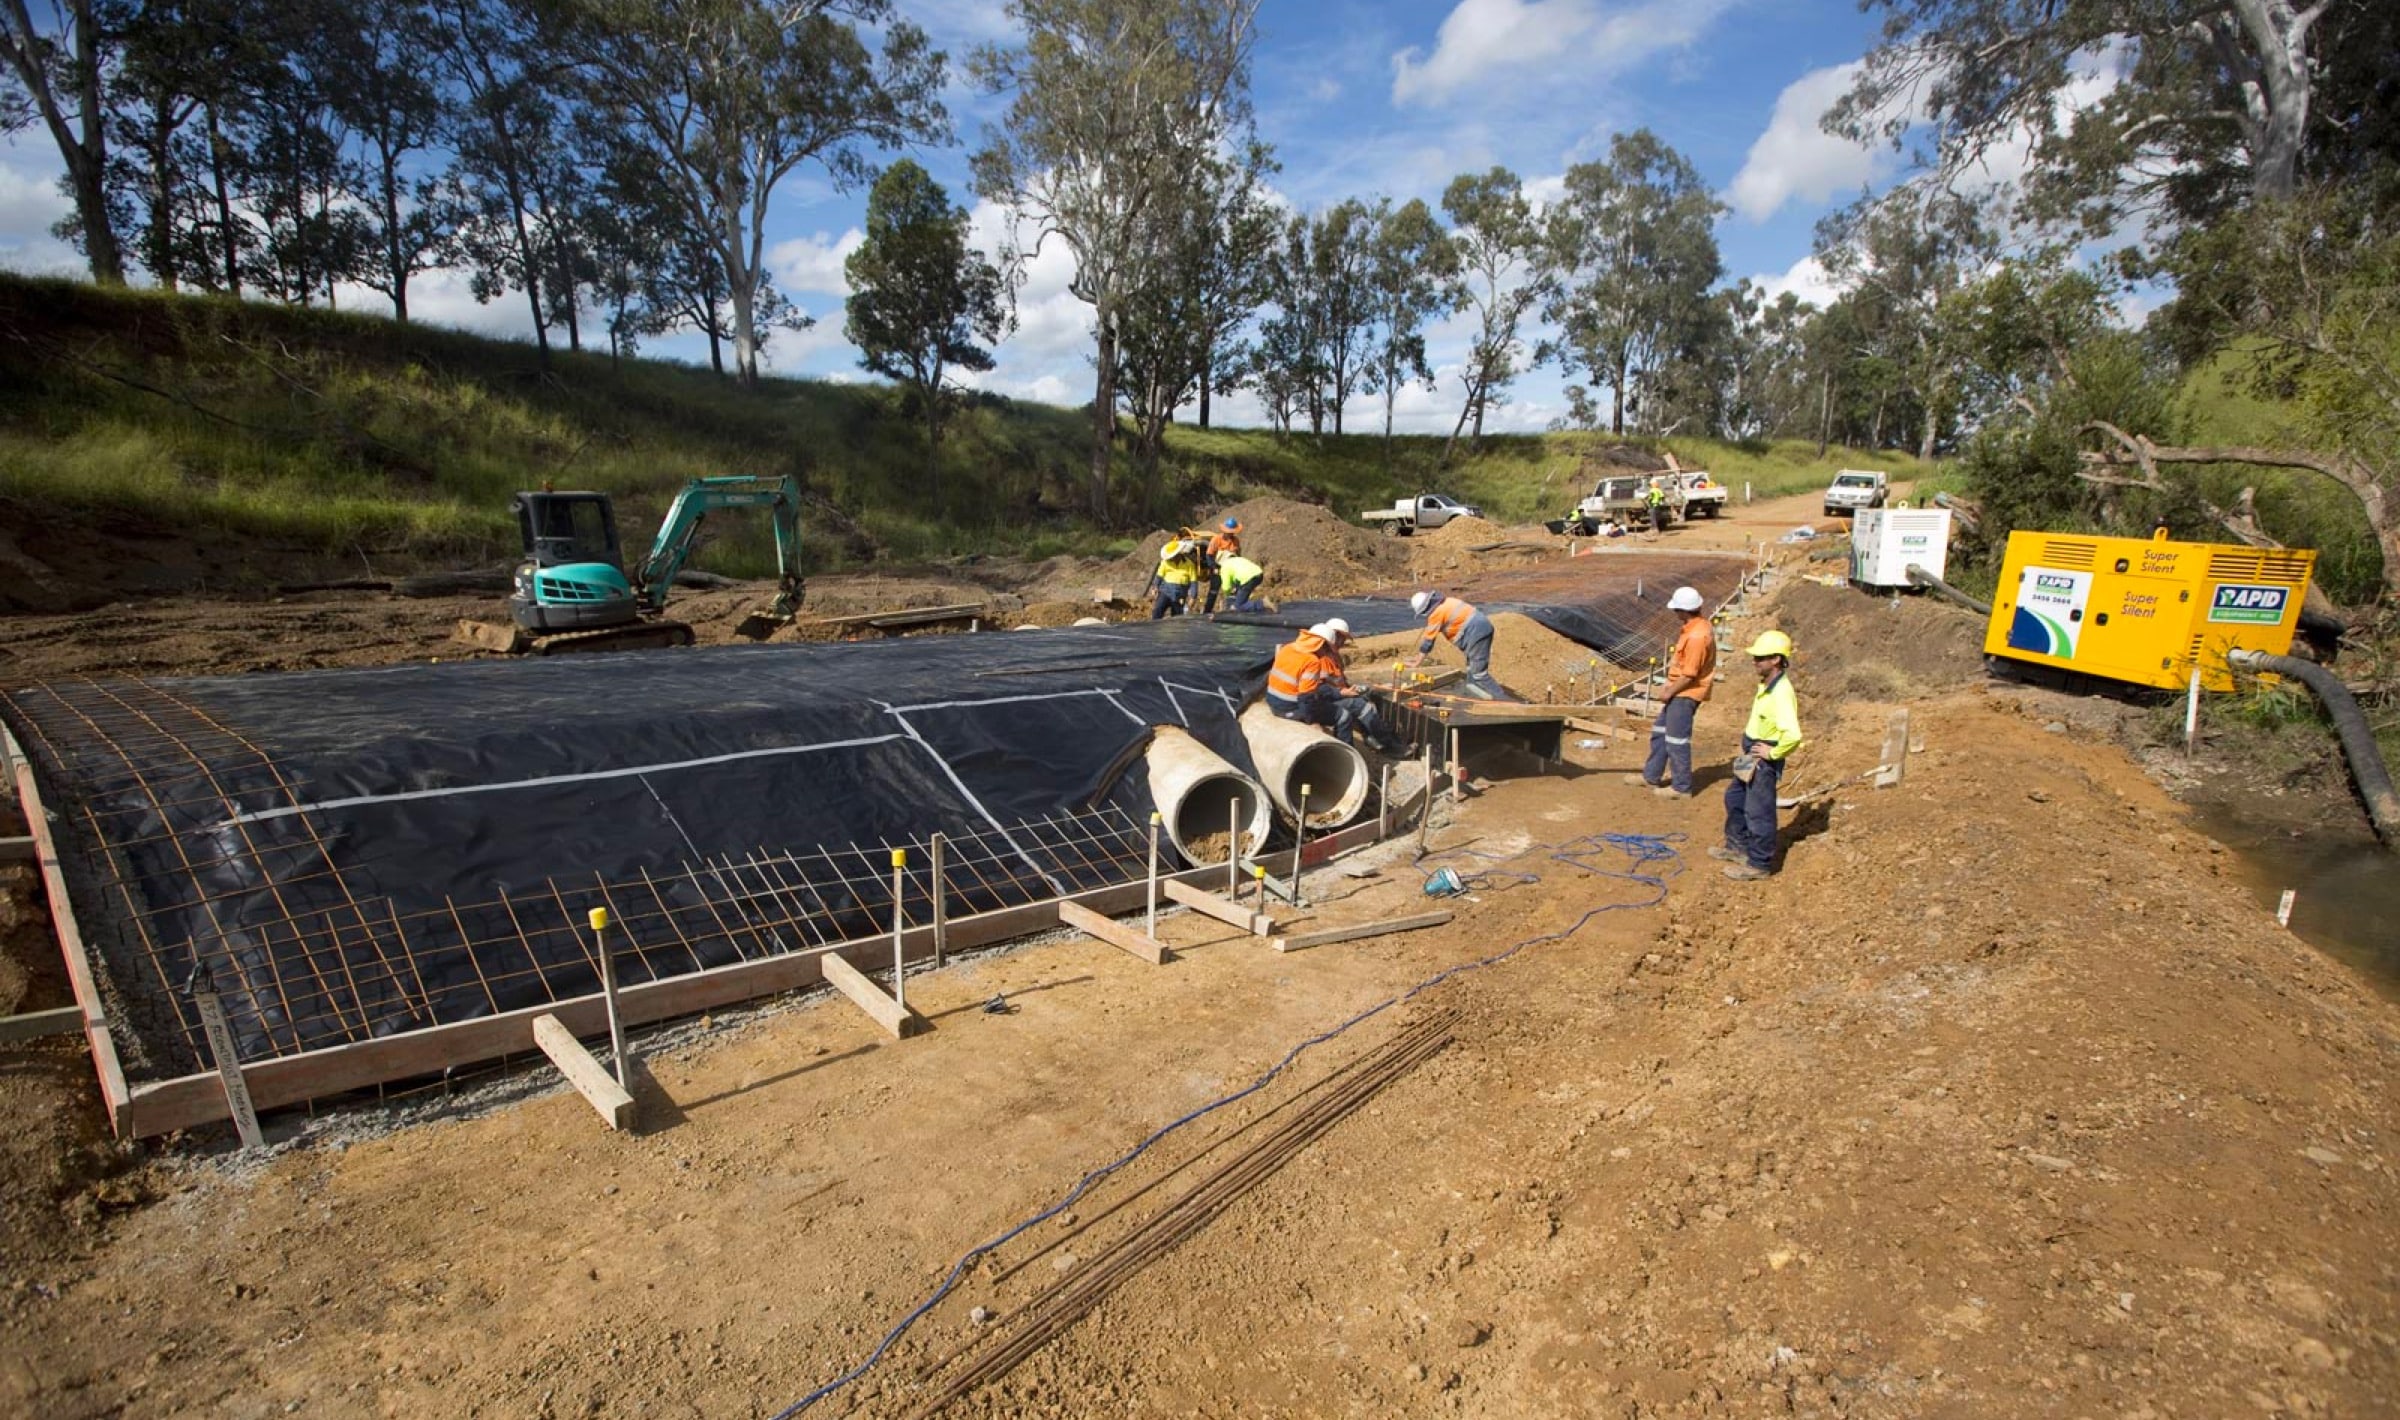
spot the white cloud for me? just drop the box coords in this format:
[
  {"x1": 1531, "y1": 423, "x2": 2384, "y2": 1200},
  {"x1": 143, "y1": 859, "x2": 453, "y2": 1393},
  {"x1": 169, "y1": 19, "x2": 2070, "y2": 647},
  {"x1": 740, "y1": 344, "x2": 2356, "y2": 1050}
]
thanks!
[
  {"x1": 769, "y1": 228, "x2": 864, "y2": 297},
  {"x1": 1725, "y1": 62, "x2": 1891, "y2": 222},
  {"x1": 1308, "y1": 77, "x2": 1342, "y2": 103},
  {"x1": 1391, "y1": 0, "x2": 1736, "y2": 108},
  {"x1": 1751, "y1": 253, "x2": 1842, "y2": 308},
  {"x1": 0, "y1": 148, "x2": 80, "y2": 277}
]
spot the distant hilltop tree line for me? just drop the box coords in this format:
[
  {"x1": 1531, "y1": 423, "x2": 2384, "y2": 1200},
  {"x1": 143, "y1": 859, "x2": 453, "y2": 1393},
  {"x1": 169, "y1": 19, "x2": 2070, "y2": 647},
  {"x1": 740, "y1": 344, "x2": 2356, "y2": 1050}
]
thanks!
[{"x1": 3, "y1": 0, "x2": 2396, "y2": 593}]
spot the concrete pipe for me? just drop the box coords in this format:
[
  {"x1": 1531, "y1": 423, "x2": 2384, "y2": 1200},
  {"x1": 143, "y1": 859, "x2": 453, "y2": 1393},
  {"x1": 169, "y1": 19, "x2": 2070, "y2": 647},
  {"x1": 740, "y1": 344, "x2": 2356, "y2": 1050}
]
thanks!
[
  {"x1": 1237, "y1": 702, "x2": 1370, "y2": 829},
  {"x1": 1144, "y1": 725, "x2": 1274, "y2": 866}
]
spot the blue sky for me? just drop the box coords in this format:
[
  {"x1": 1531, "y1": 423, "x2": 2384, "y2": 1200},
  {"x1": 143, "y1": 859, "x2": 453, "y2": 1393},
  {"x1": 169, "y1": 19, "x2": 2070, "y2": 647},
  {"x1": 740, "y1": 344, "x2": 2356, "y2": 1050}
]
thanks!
[{"x1": 0, "y1": 0, "x2": 1913, "y2": 433}]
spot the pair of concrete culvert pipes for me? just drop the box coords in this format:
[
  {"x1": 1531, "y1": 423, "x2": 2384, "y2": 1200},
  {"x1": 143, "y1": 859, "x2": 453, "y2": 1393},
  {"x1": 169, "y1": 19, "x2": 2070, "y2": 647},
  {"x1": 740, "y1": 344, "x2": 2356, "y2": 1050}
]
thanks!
[{"x1": 1143, "y1": 708, "x2": 1372, "y2": 865}]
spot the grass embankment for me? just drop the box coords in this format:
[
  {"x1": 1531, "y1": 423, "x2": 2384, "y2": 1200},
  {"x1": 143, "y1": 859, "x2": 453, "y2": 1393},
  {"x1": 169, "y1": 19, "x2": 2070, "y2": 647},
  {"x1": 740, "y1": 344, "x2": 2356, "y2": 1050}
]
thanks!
[{"x1": 0, "y1": 273, "x2": 1918, "y2": 585}]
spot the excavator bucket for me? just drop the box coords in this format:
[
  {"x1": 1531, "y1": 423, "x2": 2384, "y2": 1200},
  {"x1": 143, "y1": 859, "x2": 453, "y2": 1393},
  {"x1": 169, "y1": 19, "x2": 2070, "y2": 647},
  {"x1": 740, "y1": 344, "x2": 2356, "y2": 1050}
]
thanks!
[{"x1": 733, "y1": 608, "x2": 790, "y2": 641}]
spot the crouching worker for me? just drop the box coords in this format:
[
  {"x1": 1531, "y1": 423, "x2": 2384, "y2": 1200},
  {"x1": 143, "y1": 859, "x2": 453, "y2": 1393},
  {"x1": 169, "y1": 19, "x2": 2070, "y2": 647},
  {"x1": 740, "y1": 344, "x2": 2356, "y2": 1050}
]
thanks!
[
  {"x1": 1150, "y1": 538, "x2": 1201, "y2": 619},
  {"x1": 1407, "y1": 590, "x2": 1513, "y2": 701},
  {"x1": 1715, "y1": 630, "x2": 1803, "y2": 881},
  {"x1": 1215, "y1": 552, "x2": 1267, "y2": 613},
  {"x1": 1265, "y1": 619, "x2": 1404, "y2": 754}
]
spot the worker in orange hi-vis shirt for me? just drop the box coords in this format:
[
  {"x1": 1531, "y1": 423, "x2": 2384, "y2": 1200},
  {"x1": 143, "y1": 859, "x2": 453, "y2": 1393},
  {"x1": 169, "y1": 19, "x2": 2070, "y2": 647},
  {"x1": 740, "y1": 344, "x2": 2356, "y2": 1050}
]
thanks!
[
  {"x1": 1406, "y1": 590, "x2": 1514, "y2": 701},
  {"x1": 1200, "y1": 517, "x2": 1242, "y2": 613},
  {"x1": 1635, "y1": 586, "x2": 1716, "y2": 797}
]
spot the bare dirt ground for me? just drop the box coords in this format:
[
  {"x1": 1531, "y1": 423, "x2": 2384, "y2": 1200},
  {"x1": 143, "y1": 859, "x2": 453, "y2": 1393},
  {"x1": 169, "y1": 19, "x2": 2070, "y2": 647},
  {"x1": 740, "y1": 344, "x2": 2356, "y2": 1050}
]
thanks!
[{"x1": 2, "y1": 490, "x2": 2394, "y2": 1419}]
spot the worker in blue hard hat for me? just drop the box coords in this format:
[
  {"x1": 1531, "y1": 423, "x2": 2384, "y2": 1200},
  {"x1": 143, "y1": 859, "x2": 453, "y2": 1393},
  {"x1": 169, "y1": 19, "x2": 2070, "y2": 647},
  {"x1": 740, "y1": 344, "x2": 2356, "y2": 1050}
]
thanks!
[
  {"x1": 1714, "y1": 629, "x2": 1802, "y2": 881},
  {"x1": 1200, "y1": 516, "x2": 1243, "y2": 613}
]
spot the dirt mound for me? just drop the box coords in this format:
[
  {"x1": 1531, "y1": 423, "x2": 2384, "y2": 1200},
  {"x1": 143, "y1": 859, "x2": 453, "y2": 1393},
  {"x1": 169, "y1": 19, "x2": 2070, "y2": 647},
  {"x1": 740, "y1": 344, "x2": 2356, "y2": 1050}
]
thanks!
[
  {"x1": 1051, "y1": 498, "x2": 1411, "y2": 607},
  {"x1": 1348, "y1": 610, "x2": 1619, "y2": 705},
  {"x1": 1407, "y1": 515, "x2": 1554, "y2": 583},
  {"x1": 1769, "y1": 577, "x2": 1988, "y2": 703}
]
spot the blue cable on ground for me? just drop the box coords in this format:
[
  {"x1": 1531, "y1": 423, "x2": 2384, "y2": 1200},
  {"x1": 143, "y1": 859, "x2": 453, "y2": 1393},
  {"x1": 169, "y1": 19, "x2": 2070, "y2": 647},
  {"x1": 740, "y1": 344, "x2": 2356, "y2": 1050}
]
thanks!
[{"x1": 767, "y1": 828, "x2": 1682, "y2": 1418}]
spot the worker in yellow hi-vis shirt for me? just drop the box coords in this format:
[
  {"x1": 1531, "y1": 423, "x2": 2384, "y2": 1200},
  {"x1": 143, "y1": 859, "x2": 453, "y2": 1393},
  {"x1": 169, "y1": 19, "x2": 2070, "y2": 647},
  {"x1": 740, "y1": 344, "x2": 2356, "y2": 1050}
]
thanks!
[{"x1": 1714, "y1": 630, "x2": 1802, "y2": 881}]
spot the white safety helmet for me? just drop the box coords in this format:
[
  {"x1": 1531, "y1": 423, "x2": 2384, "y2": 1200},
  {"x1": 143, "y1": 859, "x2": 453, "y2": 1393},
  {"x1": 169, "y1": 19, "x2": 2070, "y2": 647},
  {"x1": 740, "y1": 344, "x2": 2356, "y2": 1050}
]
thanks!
[
  {"x1": 1161, "y1": 538, "x2": 1185, "y2": 558},
  {"x1": 1409, "y1": 590, "x2": 1438, "y2": 616},
  {"x1": 1319, "y1": 617, "x2": 1351, "y2": 642},
  {"x1": 1667, "y1": 586, "x2": 1703, "y2": 612}
]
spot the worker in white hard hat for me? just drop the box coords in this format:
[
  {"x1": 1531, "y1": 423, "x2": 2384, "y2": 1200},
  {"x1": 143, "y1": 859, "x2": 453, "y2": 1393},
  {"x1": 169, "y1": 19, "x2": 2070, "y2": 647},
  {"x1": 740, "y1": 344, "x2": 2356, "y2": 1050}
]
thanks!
[
  {"x1": 1713, "y1": 629, "x2": 1803, "y2": 881},
  {"x1": 1407, "y1": 590, "x2": 1513, "y2": 701},
  {"x1": 1634, "y1": 586, "x2": 1715, "y2": 798},
  {"x1": 1265, "y1": 618, "x2": 1404, "y2": 754},
  {"x1": 1149, "y1": 537, "x2": 1202, "y2": 620}
]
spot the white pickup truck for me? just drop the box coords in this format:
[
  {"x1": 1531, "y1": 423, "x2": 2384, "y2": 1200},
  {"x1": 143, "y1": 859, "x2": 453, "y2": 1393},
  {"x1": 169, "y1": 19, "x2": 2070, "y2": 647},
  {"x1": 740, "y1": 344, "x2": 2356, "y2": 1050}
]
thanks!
[
  {"x1": 1676, "y1": 470, "x2": 1727, "y2": 518},
  {"x1": 1360, "y1": 493, "x2": 1483, "y2": 536},
  {"x1": 1823, "y1": 469, "x2": 1889, "y2": 518}
]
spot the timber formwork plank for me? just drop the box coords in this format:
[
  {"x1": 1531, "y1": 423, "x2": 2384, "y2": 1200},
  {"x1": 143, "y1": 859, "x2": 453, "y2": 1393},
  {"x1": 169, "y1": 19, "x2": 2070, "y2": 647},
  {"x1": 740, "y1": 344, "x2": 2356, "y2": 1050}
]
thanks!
[
  {"x1": 531, "y1": 1014, "x2": 635, "y2": 1130},
  {"x1": 819, "y1": 952, "x2": 923, "y2": 1039},
  {"x1": 1161, "y1": 879, "x2": 1273, "y2": 937},
  {"x1": 1058, "y1": 901, "x2": 1168, "y2": 965},
  {"x1": 3, "y1": 726, "x2": 132, "y2": 1130},
  {"x1": 108, "y1": 793, "x2": 1427, "y2": 1138},
  {"x1": 1273, "y1": 910, "x2": 1455, "y2": 954}
]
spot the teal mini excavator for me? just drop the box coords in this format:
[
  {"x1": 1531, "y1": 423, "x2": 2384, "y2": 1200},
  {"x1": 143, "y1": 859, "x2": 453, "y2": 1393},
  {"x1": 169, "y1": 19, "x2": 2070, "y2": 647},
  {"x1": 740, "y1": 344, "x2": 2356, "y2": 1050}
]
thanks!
[{"x1": 456, "y1": 474, "x2": 806, "y2": 655}]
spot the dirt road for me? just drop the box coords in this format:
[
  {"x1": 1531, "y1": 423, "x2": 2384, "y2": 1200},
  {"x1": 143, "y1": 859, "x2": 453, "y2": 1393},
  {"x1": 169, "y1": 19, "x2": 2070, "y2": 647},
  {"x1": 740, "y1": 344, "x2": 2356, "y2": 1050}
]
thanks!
[{"x1": 2, "y1": 506, "x2": 2392, "y2": 1419}]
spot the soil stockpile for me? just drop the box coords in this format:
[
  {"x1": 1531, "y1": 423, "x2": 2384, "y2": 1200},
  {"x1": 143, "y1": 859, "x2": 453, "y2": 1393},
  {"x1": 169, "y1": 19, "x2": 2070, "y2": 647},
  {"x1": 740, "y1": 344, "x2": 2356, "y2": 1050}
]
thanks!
[{"x1": 1022, "y1": 497, "x2": 1411, "y2": 608}]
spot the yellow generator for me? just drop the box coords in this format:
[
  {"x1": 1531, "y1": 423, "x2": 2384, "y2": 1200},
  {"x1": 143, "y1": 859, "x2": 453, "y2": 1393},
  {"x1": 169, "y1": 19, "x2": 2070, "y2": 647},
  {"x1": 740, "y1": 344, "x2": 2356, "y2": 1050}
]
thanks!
[{"x1": 1983, "y1": 529, "x2": 2316, "y2": 692}]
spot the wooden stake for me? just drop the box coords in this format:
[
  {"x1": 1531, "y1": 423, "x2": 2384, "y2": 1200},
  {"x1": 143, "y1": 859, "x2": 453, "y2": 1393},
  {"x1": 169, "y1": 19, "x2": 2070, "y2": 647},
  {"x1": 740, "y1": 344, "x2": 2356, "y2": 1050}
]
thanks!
[
  {"x1": 2276, "y1": 889, "x2": 2296, "y2": 927},
  {"x1": 191, "y1": 974, "x2": 264, "y2": 1149},
  {"x1": 1146, "y1": 811, "x2": 1161, "y2": 939},
  {"x1": 1290, "y1": 783, "x2": 1310, "y2": 907},
  {"x1": 1226, "y1": 799, "x2": 1239, "y2": 896},
  {"x1": 532, "y1": 1013, "x2": 636, "y2": 1129},
  {"x1": 0, "y1": 1005, "x2": 84, "y2": 1045},
  {"x1": 1273, "y1": 910, "x2": 1455, "y2": 954},
  {"x1": 930, "y1": 832, "x2": 948, "y2": 967},
  {"x1": 889, "y1": 848, "x2": 907, "y2": 1012},
  {"x1": 590, "y1": 907, "x2": 627, "y2": 1088},
  {"x1": 1875, "y1": 710, "x2": 1910, "y2": 789},
  {"x1": 2184, "y1": 667, "x2": 2202, "y2": 758}
]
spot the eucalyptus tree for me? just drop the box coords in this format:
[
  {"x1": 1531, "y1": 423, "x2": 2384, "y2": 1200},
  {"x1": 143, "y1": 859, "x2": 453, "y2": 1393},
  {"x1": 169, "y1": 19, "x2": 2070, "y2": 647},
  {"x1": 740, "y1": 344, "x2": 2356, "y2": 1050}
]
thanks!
[
  {"x1": 1365, "y1": 196, "x2": 1449, "y2": 451},
  {"x1": 546, "y1": 0, "x2": 947, "y2": 387},
  {"x1": 1437, "y1": 167, "x2": 1542, "y2": 461},
  {"x1": 1812, "y1": 187, "x2": 1995, "y2": 462},
  {"x1": 844, "y1": 158, "x2": 1009, "y2": 495},
  {"x1": 0, "y1": 0, "x2": 124, "y2": 282},
  {"x1": 972, "y1": 0, "x2": 1262, "y2": 517},
  {"x1": 1541, "y1": 129, "x2": 1724, "y2": 435},
  {"x1": 322, "y1": 0, "x2": 453, "y2": 321}
]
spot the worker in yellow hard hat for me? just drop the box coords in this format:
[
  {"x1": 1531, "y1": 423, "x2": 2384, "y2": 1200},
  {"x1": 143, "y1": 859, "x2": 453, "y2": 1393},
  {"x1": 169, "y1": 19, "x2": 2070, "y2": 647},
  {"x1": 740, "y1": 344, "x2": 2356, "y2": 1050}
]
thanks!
[
  {"x1": 1713, "y1": 629, "x2": 1802, "y2": 881},
  {"x1": 1148, "y1": 537, "x2": 1201, "y2": 619}
]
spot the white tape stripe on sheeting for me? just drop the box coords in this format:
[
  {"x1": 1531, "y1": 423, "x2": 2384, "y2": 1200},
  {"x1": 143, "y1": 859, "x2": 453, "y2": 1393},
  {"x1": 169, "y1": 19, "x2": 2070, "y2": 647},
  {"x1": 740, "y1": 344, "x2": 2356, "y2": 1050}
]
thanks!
[
  {"x1": 1153, "y1": 677, "x2": 1192, "y2": 727},
  {"x1": 885, "y1": 712, "x2": 1068, "y2": 896},
  {"x1": 883, "y1": 688, "x2": 1121, "y2": 714},
  {"x1": 217, "y1": 733, "x2": 915, "y2": 827}
]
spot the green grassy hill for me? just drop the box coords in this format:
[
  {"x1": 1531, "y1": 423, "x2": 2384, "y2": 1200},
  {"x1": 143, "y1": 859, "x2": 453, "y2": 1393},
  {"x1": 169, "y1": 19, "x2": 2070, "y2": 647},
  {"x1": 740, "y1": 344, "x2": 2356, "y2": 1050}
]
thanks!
[{"x1": 0, "y1": 273, "x2": 1915, "y2": 594}]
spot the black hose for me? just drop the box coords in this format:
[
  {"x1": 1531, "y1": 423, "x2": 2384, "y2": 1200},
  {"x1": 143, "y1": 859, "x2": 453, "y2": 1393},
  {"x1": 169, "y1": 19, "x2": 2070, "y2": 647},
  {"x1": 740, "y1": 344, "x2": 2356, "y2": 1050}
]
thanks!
[
  {"x1": 2228, "y1": 648, "x2": 2400, "y2": 849},
  {"x1": 1905, "y1": 564, "x2": 1992, "y2": 616}
]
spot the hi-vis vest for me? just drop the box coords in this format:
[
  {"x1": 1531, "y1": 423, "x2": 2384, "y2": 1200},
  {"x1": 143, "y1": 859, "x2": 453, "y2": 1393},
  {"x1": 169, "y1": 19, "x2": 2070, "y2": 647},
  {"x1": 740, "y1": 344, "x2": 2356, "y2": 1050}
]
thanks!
[
  {"x1": 1217, "y1": 554, "x2": 1263, "y2": 589},
  {"x1": 1423, "y1": 596, "x2": 1477, "y2": 644},
  {"x1": 1267, "y1": 632, "x2": 1340, "y2": 700},
  {"x1": 1156, "y1": 547, "x2": 1199, "y2": 585},
  {"x1": 1744, "y1": 671, "x2": 1804, "y2": 760}
]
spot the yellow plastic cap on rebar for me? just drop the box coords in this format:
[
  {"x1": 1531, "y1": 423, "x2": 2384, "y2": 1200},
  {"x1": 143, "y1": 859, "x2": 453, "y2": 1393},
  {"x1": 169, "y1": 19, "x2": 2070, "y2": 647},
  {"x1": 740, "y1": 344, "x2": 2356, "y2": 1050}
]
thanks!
[
  {"x1": 890, "y1": 848, "x2": 907, "y2": 868},
  {"x1": 1150, "y1": 810, "x2": 1161, "y2": 825},
  {"x1": 589, "y1": 907, "x2": 610, "y2": 931}
]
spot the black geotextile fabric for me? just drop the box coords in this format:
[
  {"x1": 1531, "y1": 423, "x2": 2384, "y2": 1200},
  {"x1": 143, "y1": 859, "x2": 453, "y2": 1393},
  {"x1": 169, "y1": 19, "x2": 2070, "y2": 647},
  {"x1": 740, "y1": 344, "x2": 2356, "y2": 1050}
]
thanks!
[{"x1": 2, "y1": 557, "x2": 1745, "y2": 1077}]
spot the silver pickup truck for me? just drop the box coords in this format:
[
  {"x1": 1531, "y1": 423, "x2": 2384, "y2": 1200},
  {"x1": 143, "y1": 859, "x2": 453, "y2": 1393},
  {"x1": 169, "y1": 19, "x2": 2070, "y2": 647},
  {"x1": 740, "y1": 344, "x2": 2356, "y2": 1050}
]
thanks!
[{"x1": 1823, "y1": 469, "x2": 1889, "y2": 518}]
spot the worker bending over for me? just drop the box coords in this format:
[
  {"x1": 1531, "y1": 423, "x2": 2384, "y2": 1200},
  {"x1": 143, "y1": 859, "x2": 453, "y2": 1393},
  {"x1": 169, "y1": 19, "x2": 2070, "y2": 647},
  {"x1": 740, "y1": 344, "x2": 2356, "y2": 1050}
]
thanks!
[
  {"x1": 1407, "y1": 590, "x2": 1513, "y2": 700},
  {"x1": 1713, "y1": 630, "x2": 1803, "y2": 881},
  {"x1": 1200, "y1": 517, "x2": 1243, "y2": 613},
  {"x1": 1635, "y1": 586, "x2": 1714, "y2": 797},
  {"x1": 1149, "y1": 538, "x2": 1202, "y2": 619},
  {"x1": 1215, "y1": 552, "x2": 1267, "y2": 613},
  {"x1": 1266, "y1": 619, "x2": 1405, "y2": 754}
]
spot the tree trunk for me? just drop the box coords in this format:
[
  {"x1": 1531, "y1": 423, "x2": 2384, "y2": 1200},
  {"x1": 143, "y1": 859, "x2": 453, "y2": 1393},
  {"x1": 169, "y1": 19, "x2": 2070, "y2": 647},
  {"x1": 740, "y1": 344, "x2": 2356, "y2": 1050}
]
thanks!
[
  {"x1": 209, "y1": 108, "x2": 239, "y2": 295},
  {"x1": 2222, "y1": 0, "x2": 2323, "y2": 201},
  {"x1": 146, "y1": 105, "x2": 178, "y2": 289},
  {"x1": 382, "y1": 150, "x2": 409, "y2": 322},
  {"x1": 1610, "y1": 354, "x2": 1627, "y2": 435},
  {"x1": 1088, "y1": 317, "x2": 1117, "y2": 522},
  {"x1": 1918, "y1": 413, "x2": 1937, "y2": 465},
  {"x1": 1816, "y1": 368, "x2": 1832, "y2": 458}
]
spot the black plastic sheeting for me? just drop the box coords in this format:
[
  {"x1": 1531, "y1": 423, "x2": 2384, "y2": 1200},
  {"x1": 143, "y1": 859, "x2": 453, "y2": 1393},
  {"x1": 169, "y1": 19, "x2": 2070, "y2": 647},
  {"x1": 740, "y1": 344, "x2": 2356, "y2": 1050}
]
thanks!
[{"x1": 1, "y1": 555, "x2": 1749, "y2": 1079}]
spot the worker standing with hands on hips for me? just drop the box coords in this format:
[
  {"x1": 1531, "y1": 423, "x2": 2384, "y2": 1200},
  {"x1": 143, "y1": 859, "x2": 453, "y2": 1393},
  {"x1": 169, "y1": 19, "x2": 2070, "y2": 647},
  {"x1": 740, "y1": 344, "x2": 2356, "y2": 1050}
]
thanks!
[
  {"x1": 1149, "y1": 538, "x2": 1201, "y2": 619},
  {"x1": 1643, "y1": 477, "x2": 1670, "y2": 539},
  {"x1": 1407, "y1": 590, "x2": 1514, "y2": 701},
  {"x1": 1265, "y1": 619, "x2": 1405, "y2": 754},
  {"x1": 1714, "y1": 630, "x2": 1803, "y2": 881},
  {"x1": 1200, "y1": 517, "x2": 1242, "y2": 613},
  {"x1": 1636, "y1": 586, "x2": 1714, "y2": 797},
  {"x1": 1214, "y1": 551, "x2": 1267, "y2": 613}
]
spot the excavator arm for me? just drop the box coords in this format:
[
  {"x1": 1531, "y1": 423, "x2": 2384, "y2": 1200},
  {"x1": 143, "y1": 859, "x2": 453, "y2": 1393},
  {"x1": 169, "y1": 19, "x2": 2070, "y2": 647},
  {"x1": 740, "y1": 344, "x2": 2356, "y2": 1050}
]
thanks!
[{"x1": 630, "y1": 474, "x2": 807, "y2": 618}]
